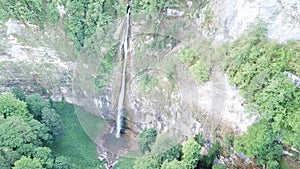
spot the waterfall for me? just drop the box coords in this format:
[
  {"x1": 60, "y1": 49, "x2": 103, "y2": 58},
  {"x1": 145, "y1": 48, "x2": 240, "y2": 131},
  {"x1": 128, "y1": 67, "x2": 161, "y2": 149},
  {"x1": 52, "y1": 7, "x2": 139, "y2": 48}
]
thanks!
[{"x1": 116, "y1": 2, "x2": 131, "y2": 138}]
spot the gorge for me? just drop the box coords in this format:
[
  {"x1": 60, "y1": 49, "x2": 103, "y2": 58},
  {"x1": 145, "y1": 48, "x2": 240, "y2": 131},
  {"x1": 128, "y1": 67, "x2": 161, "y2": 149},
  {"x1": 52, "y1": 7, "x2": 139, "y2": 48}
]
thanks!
[{"x1": 0, "y1": 0, "x2": 300, "y2": 169}]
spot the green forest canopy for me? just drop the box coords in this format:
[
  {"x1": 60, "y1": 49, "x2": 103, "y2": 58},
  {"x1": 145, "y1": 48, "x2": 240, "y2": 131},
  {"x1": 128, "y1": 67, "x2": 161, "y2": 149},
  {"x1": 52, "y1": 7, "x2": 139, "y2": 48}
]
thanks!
[
  {"x1": 1, "y1": 1, "x2": 300, "y2": 169},
  {"x1": 0, "y1": 92, "x2": 100, "y2": 169},
  {"x1": 224, "y1": 24, "x2": 300, "y2": 169}
]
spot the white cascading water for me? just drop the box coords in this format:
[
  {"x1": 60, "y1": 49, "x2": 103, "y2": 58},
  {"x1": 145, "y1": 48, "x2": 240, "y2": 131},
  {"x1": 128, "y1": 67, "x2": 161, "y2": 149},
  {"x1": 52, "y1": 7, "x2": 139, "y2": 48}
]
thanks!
[{"x1": 116, "y1": 4, "x2": 130, "y2": 138}]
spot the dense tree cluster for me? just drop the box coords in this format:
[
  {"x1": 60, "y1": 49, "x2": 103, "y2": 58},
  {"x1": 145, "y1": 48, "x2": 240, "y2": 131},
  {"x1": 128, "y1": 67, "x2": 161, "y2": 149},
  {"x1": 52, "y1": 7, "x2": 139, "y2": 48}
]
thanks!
[
  {"x1": 234, "y1": 120, "x2": 282, "y2": 168},
  {"x1": 0, "y1": 0, "x2": 59, "y2": 25},
  {"x1": 0, "y1": 0, "x2": 185, "y2": 51},
  {"x1": 137, "y1": 128, "x2": 157, "y2": 154},
  {"x1": 134, "y1": 130, "x2": 221, "y2": 169},
  {"x1": 63, "y1": 0, "x2": 183, "y2": 50},
  {"x1": 63, "y1": 0, "x2": 125, "y2": 50},
  {"x1": 0, "y1": 91, "x2": 71, "y2": 169},
  {"x1": 224, "y1": 23, "x2": 300, "y2": 168}
]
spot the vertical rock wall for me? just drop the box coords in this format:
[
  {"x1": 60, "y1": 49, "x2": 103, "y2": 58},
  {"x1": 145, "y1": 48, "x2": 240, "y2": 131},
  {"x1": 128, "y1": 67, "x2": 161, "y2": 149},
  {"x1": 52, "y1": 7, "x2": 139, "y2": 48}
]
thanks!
[{"x1": 207, "y1": 0, "x2": 300, "y2": 43}]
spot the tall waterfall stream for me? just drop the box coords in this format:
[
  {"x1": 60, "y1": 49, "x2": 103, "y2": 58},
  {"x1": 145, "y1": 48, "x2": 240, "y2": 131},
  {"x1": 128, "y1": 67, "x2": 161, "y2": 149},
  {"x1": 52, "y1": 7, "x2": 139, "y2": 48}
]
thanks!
[{"x1": 115, "y1": 3, "x2": 131, "y2": 138}]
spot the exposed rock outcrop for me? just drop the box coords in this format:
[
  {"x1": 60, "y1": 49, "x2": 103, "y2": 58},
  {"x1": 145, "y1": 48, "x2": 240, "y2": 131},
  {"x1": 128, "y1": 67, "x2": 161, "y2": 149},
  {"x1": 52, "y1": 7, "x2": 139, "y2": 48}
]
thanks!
[
  {"x1": 0, "y1": 20, "x2": 72, "y2": 97},
  {"x1": 196, "y1": 0, "x2": 300, "y2": 43}
]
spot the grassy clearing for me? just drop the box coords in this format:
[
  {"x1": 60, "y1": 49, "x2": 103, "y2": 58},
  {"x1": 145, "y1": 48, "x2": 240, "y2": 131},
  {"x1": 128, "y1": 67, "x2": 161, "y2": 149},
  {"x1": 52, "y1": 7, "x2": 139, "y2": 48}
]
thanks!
[
  {"x1": 50, "y1": 101, "x2": 104, "y2": 169},
  {"x1": 76, "y1": 106, "x2": 107, "y2": 140},
  {"x1": 114, "y1": 152, "x2": 142, "y2": 169}
]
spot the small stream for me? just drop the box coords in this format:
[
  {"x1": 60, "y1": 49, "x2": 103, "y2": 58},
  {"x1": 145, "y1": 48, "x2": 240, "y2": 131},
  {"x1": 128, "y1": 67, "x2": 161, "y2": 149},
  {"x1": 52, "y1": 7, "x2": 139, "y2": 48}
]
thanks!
[{"x1": 116, "y1": 2, "x2": 131, "y2": 138}]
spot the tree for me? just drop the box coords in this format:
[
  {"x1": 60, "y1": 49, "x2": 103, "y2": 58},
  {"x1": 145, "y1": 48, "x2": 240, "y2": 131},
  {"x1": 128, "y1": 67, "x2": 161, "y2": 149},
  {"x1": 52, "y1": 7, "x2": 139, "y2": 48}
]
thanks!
[
  {"x1": 189, "y1": 61, "x2": 210, "y2": 83},
  {"x1": 132, "y1": 0, "x2": 160, "y2": 13},
  {"x1": 0, "y1": 93, "x2": 29, "y2": 119},
  {"x1": 197, "y1": 142, "x2": 221, "y2": 169},
  {"x1": 151, "y1": 133, "x2": 182, "y2": 163},
  {"x1": 26, "y1": 93, "x2": 50, "y2": 119},
  {"x1": 194, "y1": 134, "x2": 205, "y2": 147},
  {"x1": 41, "y1": 108, "x2": 64, "y2": 140},
  {"x1": 0, "y1": 116, "x2": 40, "y2": 149},
  {"x1": 0, "y1": 115, "x2": 51, "y2": 155},
  {"x1": 26, "y1": 117, "x2": 52, "y2": 143},
  {"x1": 161, "y1": 159, "x2": 186, "y2": 169},
  {"x1": 134, "y1": 133, "x2": 182, "y2": 169},
  {"x1": 0, "y1": 147, "x2": 21, "y2": 168},
  {"x1": 182, "y1": 137, "x2": 201, "y2": 169},
  {"x1": 137, "y1": 128, "x2": 157, "y2": 154},
  {"x1": 133, "y1": 156, "x2": 160, "y2": 169},
  {"x1": 13, "y1": 156, "x2": 45, "y2": 169},
  {"x1": 12, "y1": 88, "x2": 26, "y2": 101},
  {"x1": 254, "y1": 74, "x2": 299, "y2": 122},
  {"x1": 284, "y1": 109, "x2": 300, "y2": 148},
  {"x1": 0, "y1": 0, "x2": 45, "y2": 24},
  {"x1": 54, "y1": 156, "x2": 76, "y2": 169},
  {"x1": 234, "y1": 120, "x2": 282, "y2": 169},
  {"x1": 65, "y1": 0, "x2": 87, "y2": 50},
  {"x1": 177, "y1": 47, "x2": 196, "y2": 66},
  {"x1": 223, "y1": 23, "x2": 300, "y2": 168},
  {"x1": 0, "y1": 154, "x2": 10, "y2": 169},
  {"x1": 30, "y1": 147, "x2": 53, "y2": 169},
  {"x1": 0, "y1": 93, "x2": 53, "y2": 168}
]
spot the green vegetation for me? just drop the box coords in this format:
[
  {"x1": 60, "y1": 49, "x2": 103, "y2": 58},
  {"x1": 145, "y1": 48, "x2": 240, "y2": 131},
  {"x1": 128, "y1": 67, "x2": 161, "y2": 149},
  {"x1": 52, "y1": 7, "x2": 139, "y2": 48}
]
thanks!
[
  {"x1": 95, "y1": 45, "x2": 116, "y2": 92},
  {"x1": 26, "y1": 93, "x2": 51, "y2": 119},
  {"x1": 201, "y1": 9, "x2": 215, "y2": 31},
  {"x1": 224, "y1": 23, "x2": 300, "y2": 168},
  {"x1": 13, "y1": 156, "x2": 44, "y2": 169},
  {"x1": 177, "y1": 47, "x2": 210, "y2": 83},
  {"x1": 114, "y1": 152, "x2": 141, "y2": 169},
  {"x1": 115, "y1": 156, "x2": 137, "y2": 169},
  {"x1": 149, "y1": 32, "x2": 179, "y2": 50},
  {"x1": 0, "y1": 0, "x2": 124, "y2": 51},
  {"x1": 64, "y1": 0, "x2": 124, "y2": 51},
  {"x1": 212, "y1": 163, "x2": 227, "y2": 169},
  {"x1": 41, "y1": 108, "x2": 64, "y2": 140},
  {"x1": 12, "y1": 88, "x2": 26, "y2": 101},
  {"x1": 181, "y1": 137, "x2": 201, "y2": 169},
  {"x1": 138, "y1": 73, "x2": 160, "y2": 93},
  {"x1": 0, "y1": 93, "x2": 52, "y2": 169},
  {"x1": 177, "y1": 47, "x2": 196, "y2": 65},
  {"x1": 189, "y1": 61, "x2": 210, "y2": 83},
  {"x1": 0, "y1": 0, "x2": 59, "y2": 25},
  {"x1": 0, "y1": 92, "x2": 29, "y2": 119},
  {"x1": 0, "y1": 91, "x2": 103, "y2": 168},
  {"x1": 279, "y1": 157, "x2": 298, "y2": 169},
  {"x1": 198, "y1": 142, "x2": 221, "y2": 169},
  {"x1": 4, "y1": 1, "x2": 300, "y2": 168},
  {"x1": 50, "y1": 102, "x2": 101, "y2": 169},
  {"x1": 137, "y1": 128, "x2": 157, "y2": 154},
  {"x1": 133, "y1": 131, "x2": 221, "y2": 169},
  {"x1": 151, "y1": 133, "x2": 182, "y2": 162},
  {"x1": 76, "y1": 106, "x2": 107, "y2": 140},
  {"x1": 132, "y1": 0, "x2": 182, "y2": 13},
  {"x1": 134, "y1": 133, "x2": 181, "y2": 169},
  {"x1": 234, "y1": 120, "x2": 282, "y2": 168},
  {"x1": 161, "y1": 159, "x2": 186, "y2": 169},
  {"x1": 53, "y1": 156, "x2": 76, "y2": 169}
]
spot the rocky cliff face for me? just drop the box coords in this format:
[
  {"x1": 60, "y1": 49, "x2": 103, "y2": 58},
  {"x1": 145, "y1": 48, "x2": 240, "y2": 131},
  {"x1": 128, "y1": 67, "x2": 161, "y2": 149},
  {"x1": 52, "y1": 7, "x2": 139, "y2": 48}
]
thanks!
[
  {"x1": 1, "y1": 0, "x2": 299, "y2": 139},
  {"x1": 0, "y1": 19, "x2": 72, "y2": 97},
  {"x1": 0, "y1": 19, "x2": 113, "y2": 118},
  {"x1": 125, "y1": 0, "x2": 300, "y2": 139},
  {"x1": 197, "y1": 0, "x2": 300, "y2": 43}
]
